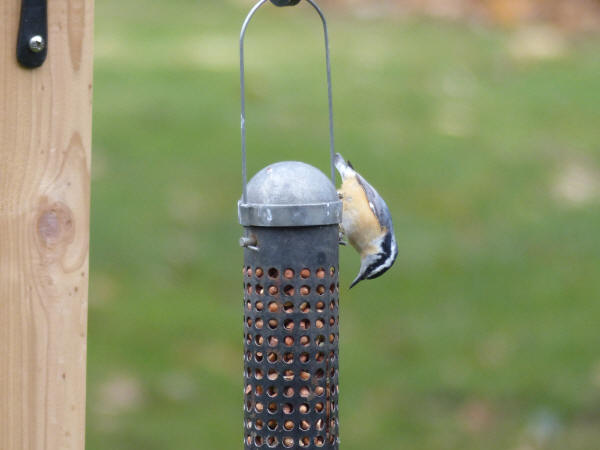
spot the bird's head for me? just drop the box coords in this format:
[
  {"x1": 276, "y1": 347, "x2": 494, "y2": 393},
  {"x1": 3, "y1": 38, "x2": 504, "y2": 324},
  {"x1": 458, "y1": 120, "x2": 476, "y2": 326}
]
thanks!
[{"x1": 349, "y1": 232, "x2": 398, "y2": 288}]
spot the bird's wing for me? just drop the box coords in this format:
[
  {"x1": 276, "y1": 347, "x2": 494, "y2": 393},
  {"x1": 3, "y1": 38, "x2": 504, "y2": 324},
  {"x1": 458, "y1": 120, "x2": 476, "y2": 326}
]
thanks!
[{"x1": 355, "y1": 172, "x2": 394, "y2": 233}]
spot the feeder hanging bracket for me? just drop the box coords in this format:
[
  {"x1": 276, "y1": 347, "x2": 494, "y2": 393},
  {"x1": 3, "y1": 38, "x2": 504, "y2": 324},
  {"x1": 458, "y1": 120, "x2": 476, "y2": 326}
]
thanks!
[
  {"x1": 16, "y1": 0, "x2": 48, "y2": 68},
  {"x1": 240, "y1": 0, "x2": 336, "y2": 203}
]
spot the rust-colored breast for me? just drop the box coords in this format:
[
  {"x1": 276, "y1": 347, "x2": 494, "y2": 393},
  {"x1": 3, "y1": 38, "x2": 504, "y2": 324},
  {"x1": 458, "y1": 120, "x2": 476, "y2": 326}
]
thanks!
[{"x1": 338, "y1": 175, "x2": 385, "y2": 256}]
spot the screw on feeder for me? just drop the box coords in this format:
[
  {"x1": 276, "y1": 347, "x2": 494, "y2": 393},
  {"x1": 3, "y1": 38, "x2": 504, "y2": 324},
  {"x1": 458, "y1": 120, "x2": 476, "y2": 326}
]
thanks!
[{"x1": 239, "y1": 236, "x2": 259, "y2": 252}]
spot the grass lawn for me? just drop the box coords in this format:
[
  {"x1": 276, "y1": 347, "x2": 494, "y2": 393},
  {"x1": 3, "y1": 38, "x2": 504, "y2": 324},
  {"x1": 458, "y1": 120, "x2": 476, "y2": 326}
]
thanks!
[{"x1": 88, "y1": 1, "x2": 600, "y2": 448}]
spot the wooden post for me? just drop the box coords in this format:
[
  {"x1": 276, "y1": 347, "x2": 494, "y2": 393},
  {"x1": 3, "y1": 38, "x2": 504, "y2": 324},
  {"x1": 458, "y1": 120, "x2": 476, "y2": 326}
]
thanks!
[{"x1": 0, "y1": 1, "x2": 94, "y2": 449}]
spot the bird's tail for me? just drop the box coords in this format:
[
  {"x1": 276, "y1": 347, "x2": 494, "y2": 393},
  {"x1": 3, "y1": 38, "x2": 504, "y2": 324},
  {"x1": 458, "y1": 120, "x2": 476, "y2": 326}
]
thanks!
[{"x1": 334, "y1": 153, "x2": 355, "y2": 180}]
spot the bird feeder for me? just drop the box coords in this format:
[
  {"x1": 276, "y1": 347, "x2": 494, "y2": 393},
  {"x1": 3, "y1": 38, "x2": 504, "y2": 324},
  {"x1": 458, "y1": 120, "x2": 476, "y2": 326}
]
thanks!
[{"x1": 238, "y1": 1, "x2": 342, "y2": 448}]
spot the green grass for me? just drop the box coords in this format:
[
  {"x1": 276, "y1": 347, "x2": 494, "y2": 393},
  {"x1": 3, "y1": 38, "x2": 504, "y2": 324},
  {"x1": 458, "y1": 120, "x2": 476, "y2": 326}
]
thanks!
[{"x1": 88, "y1": 1, "x2": 600, "y2": 449}]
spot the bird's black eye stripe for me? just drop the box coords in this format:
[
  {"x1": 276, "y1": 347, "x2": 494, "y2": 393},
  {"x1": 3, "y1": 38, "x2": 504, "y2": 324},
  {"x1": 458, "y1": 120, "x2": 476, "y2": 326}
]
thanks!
[
  {"x1": 365, "y1": 256, "x2": 391, "y2": 280},
  {"x1": 364, "y1": 233, "x2": 394, "y2": 280},
  {"x1": 365, "y1": 264, "x2": 388, "y2": 280},
  {"x1": 381, "y1": 232, "x2": 392, "y2": 255}
]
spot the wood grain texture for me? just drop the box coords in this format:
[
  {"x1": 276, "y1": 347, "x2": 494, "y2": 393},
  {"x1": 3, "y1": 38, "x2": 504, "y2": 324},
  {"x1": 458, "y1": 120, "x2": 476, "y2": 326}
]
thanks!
[{"x1": 0, "y1": 1, "x2": 94, "y2": 449}]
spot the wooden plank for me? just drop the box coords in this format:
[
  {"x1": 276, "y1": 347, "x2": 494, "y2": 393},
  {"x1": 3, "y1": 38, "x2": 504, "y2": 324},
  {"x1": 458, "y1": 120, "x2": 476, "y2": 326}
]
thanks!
[{"x1": 0, "y1": 1, "x2": 94, "y2": 449}]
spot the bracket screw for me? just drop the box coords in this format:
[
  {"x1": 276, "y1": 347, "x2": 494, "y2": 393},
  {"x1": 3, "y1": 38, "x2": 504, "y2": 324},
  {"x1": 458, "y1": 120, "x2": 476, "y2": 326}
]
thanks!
[{"x1": 28, "y1": 35, "x2": 46, "y2": 53}]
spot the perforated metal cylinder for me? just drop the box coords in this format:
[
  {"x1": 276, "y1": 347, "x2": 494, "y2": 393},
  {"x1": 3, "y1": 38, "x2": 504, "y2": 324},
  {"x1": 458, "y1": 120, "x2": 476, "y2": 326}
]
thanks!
[{"x1": 239, "y1": 162, "x2": 342, "y2": 449}]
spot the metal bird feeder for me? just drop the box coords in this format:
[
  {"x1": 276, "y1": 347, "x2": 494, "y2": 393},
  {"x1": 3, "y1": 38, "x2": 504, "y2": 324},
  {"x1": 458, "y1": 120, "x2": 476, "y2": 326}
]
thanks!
[{"x1": 238, "y1": 1, "x2": 342, "y2": 448}]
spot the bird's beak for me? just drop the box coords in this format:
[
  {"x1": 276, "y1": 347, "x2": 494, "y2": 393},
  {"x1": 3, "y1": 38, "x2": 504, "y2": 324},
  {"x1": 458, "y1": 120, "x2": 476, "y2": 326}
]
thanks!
[{"x1": 349, "y1": 275, "x2": 363, "y2": 289}]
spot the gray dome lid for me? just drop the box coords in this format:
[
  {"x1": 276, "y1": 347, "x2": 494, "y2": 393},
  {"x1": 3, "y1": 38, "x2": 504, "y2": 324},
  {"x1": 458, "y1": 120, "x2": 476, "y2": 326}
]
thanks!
[
  {"x1": 247, "y1": 161, "x2": 338, "y2": 204},
  {"x1": 238, "y1": 161, "x2": 342, "y2": 227}
]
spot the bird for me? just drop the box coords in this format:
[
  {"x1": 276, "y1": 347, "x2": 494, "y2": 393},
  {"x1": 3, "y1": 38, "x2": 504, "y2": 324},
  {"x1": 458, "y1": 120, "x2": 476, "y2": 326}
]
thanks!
[{"x1": 335, "y1": 152, "x2": 398, "y2": 288}]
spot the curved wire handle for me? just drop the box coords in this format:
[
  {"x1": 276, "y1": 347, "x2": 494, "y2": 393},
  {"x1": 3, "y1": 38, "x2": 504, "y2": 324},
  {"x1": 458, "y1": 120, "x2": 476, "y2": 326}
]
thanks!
[{"x1": 240, "y1": 0, "x2": 336, "y2": 203}]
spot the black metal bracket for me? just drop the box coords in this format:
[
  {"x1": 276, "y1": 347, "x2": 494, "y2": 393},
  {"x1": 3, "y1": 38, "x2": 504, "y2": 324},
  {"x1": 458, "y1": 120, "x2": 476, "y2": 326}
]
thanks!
[
  {"x1": 16, "y1": 0, "x2": 48, "y2": 69},
  {"x1": 270, "y1": 0, "x2": 302, "y2": 6}
]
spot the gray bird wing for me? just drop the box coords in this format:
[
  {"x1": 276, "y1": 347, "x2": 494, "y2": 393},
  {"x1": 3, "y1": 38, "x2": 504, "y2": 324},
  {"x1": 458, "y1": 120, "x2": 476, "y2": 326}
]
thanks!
[{"x1": 355, "y1": 172, "x2": 395, "y2": 234}]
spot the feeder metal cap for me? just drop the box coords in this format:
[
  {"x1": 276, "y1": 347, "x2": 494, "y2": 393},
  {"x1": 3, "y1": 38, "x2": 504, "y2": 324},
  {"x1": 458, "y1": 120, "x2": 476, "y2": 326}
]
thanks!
[{"x1": 238, "y1": 161, "x2": 342, "y2": 227}]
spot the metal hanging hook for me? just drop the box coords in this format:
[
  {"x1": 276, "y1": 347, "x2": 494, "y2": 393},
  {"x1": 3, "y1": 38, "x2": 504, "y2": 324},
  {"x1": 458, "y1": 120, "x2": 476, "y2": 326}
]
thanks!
[
  {"x1": 240, "y1": 0, "x2": 336, "y2": 204},
  {"x1": 269, "y1": 0, "x2": 302, "y2": 5}
]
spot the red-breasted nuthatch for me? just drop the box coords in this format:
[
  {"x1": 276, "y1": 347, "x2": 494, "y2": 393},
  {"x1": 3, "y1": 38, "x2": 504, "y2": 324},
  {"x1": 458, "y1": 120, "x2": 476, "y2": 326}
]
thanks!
[{"x1": 335, "y1": 153, "x2": 398, "y2": 288}]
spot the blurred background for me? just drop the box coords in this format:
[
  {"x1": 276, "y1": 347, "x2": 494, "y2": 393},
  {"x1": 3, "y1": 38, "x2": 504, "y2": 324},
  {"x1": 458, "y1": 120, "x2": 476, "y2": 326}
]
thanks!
[{"x1": 88, "y1": 0, "x2": 600, "y2": 449}]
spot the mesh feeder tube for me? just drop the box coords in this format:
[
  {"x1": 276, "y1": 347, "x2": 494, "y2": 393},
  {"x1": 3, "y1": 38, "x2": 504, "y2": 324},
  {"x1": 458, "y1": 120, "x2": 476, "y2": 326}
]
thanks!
[{"x1": 239, "y1": 162, "x2": 343, "y2": 449}]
